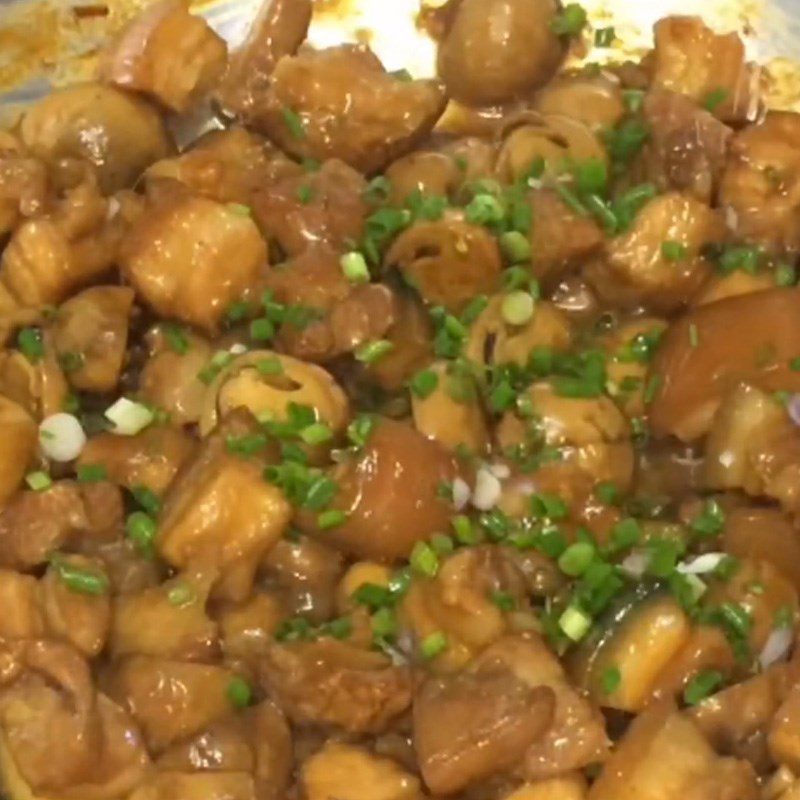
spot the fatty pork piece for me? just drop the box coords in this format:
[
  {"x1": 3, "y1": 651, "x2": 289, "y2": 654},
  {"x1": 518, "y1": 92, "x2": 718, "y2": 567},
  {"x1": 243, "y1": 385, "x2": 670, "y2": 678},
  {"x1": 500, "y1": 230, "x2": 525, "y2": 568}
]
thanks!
[
  {"x1": 99, "y1": 0, "x2": 228, "y2": 113},
  {"x1": 120, "y1": 190, "x2": 267, "y2": 334},
  {"x1": 0, "y1": 639, "x2": 149, "y2": 799},
  {"x1": 245, "y1": 45, "x2": 447, "y2": 174},
  {"x1": 156, "y1": 411, "x2": 291, "y2": 601}
]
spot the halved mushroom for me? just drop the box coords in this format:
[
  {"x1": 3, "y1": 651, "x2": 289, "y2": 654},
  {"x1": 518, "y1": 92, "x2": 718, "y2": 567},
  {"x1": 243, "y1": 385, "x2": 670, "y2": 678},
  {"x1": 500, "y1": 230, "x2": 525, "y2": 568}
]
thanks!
[
  {"x1": 411, "y1": 360, "x2": 489, "y2": 453},
  {"x1": 385, "y1": 213, "x2": 502, "y2": 312},
  {"x1": 98, "y1": 0, "x2": 228, "y2": 113},
  {"x1": 120, "y1": 193, "x2": 267, "y2": 333},
  {"x1": 496, "y1": 114, "x2": 607, "y2": 184},
  {"x1": 19, "y1": 83, "x2": 173, "y2": 193},
  {"x1": 465, "y1": 295, "x2": 573, "y2": 369},
  {"x1": 199, "y1": 350, "x2": 348, "y2": 438},
  {"x1": 438, "y1": 0, "x2": 563, "y2": 107},
  {"x1": 385, "y1": 151, "x2": 462, "y2": 205},
  {"x1": 246, "y1": 45, "x2": 447, "y2": 174},
  {"x1": 534, "y1": 71, "x2": 625, "y2": 131}
]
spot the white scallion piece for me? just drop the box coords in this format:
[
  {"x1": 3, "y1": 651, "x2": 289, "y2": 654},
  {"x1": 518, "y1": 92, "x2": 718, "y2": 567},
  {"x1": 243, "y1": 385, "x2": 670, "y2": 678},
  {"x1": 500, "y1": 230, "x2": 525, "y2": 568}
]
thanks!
[
  {"x1": 451, "y1": 477, "x2": 471, "y2": 511},
  {"x1": 105, "y1": 398, "x2": 155, "y2": 436},
  {"x1": 759, "y1": 626, "x2": 793, "y2": 670},
  {"x1": 677, "y1": 552, "x2": 727, "y2": 575},
  {"x1": 39, "y1": 413, "x2": 87, "y2": 462},
  {"x1": 471, "y1": 467, "x2": 502, "y2": 510}
]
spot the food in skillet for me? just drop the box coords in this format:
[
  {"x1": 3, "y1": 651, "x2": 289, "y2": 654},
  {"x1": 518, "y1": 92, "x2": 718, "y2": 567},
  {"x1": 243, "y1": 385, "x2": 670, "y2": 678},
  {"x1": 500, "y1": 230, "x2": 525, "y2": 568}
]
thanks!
[{"x1": 1, "y1": 0, "x2": 800, "y2": 798}]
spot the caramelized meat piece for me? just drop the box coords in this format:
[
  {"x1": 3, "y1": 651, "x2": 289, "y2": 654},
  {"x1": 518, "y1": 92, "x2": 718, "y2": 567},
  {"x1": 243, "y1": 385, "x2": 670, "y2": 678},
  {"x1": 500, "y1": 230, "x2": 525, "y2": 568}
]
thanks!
[
  {"x1": 306, "y1": 418, "x2": 461, "y2": 561},
  {"x1": 248, "y1": 45, "x2": 447, "y2": 173},
  {"x1": 527, "y1": 189, "x2": 604, "y2": 287},
  {"x1": 0, "y1": 395, "x2": 37, "y2": 506},
  {"x1": 651, "y1": 16, "x2": 762, "y2": 124},
  {"x1": 261, "y1": 638, "x2": 412, "y2": 733},
  {"x1": 413, "y1": 667, "x2": 554, "y2": 794},
  {"x1": 648, "y1": 288, "x2": 800, "y2": 441},
  {"x1": 146, "y1": 127, "x2": 297, "y2": 206},
  {"x1": 476, "y1": 636, "x2": 610, "y2": 779},
  {"x1": 110, "y1": 570, "x2": 218, "y2": 661},
  {"x1": 0, "y1": 570, "x2": 44, "y2": 639},
  {"x1": 0, "y1": 481, "x2": 122, "y2": 569},
  {"x1": 41, "y1": 554, "x2": 111, "y2": 656},
  {"x1": 385, "y1": 213, "x2": 502, "y2": 313},
  {"x1": 121, "y1": 193, "x2": 267, "y2": 334},
  {"x1": 438, "y1": 0, "x2": 563, "y2": 106},
  {"x1": 261, "y1": 536, "x2": 344, "y2": 622},
  {"x1": 0, "y1": 138, "x2": 49, "y2": 237},
  {"x1": 301, "y1": 742, "x2": 422, "y2": 800},
  {"x1": 19, "y1": 83, "x2": 173, "y2": 193},
  {"x1": 588, "y1": 702, "x2": 758, "y2": 800},
  {"x1": 585, "y1": 192, "x2": 724, "y2": 313},
  {"x1": 157, "y1": 415, "x2": 291, "y2": 601},
  {"x1": 252, "y1": 159, "x2": 368, "y2": 258},
  {"x1": 719, "y1": 112, "x2": 800, "y2": 253},
  {"x1": 640, "y1": 89, "x2": 732, "y2": 204},
  {"x1": 51, "y1": 285, "x2": 134, "y2": 393},
  {"x1": 0, "y1": 640, "x2": 149, "y2": 798},
  {"x1": 99, "y1": 0, "x2": 227, "y2": 113},
  {"x1": 78, "y1": 424, "x2": 196, "y2": 496},
  {"x1": 217, "y1": 0, "x2": 312, "y2": 121},
  {"x1": 106, "y1": 655, "x2": 236, "y2": 753}
]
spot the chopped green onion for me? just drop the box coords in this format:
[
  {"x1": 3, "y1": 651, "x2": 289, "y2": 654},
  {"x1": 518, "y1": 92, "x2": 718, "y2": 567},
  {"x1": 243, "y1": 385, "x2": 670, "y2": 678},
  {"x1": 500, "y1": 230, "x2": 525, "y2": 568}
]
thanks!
[
  {"x1": 50, "y1": 554, "x2": 109, "y2": 595},
  {"x1": 689, "y1": 323, "x2": 699, "y2": 349},
  {"x1": 363, "y1": 176, "x2": 392, "y2": 203},
  {"x1": 17, "y1": 327, "x2": 44, "y2": 363},
  {"x1": 25, "y1": 471, "x2": 51, "y2": 491},
  {"x1": 558, "y1": 541, "x2": 595, "y2": 577},
  {"x1": 347, "y1": 414, "x2": 376, "y2": 448},
  {"x1": 227, "y1": 433, "x2": 268, "y2": 457},
  {"x1": 595, "y1": 481, "x2": 619, "y2": 506},
  {"x1": 281, "y1": 106, "x2": 306, "y2": 139},
  {"x1": 601, "y1": 665, "x2": 621, "y2": 694},
  {"x1": 58, "y1": 351, "x2": 85, "y2": 373},
  {"x1": 420, "y1": 631, "x2": 448, "y2": 660},
  {"x1": 531, "y1": 492, "x2": 568, "y2": 520},
  {"x1": 371, "y1": 607, "x2": 398, "y2": 641},
  {"x1": 622, "y1": 90, "x2": 645, "y2": 113},
  {"x1": 227, "y1": 203, "x2": 251, "y2": 216},
  {"x1": 296, "y1": 184, "x2": 314, "y2": 204},
  {"x1": 501, "y1": 290, "x2": 535, "y2": 326},
  {"x1": 594, "y1": 26, "x2": 615, "y2": 46},
  {"x1": 690, "y1": 499, "x2": 725, "y2": 537},
  {"x1": 355, "y1": 339, "x2": 394, "y2": 364},
  {"x1": 340, "y1": 251, "x2": 370, "y2": 284},
  {"x1": 76, "y1": 463, "x2": 107, "y2": 483},
  {"x1": 125, "y1": 511, "x2": 157, "y2": 555},
  {"x1": 163, "y1": 323, "x2": 190, "y2": 355},
  {"x1": 410, "y1": 541, "x2": 439, "y2": 577},
  {"x1": 703, "y1": 88, "x2": 729, "y2": 112},
  {"x1": 684, "y1": 669, "x2": 723, "y2": 705},
  {"x1": 249, "y1": 317, "x2": 275, "y2": 342},
  {"x1": 575, "y1": 158, "x2": 608, "y2": 195},
  {"x1": 227, "y1": 677, "x2": 253, "y2": 709},
  {"x1": 719, "y1": 245, "x2": 760, "y2": 274},
  {"x1": 604, "y1": 120, "x2": 650, "y2": 166},
  {"x1": 776, "y1": 263, "x2": 796, "y2": 286},
  {"x1": 644, "y1": 373, "x2": 662, "y2": 404},
  {"x1": 256, "y1": 356, "x2": 283, "y2": 375},
  {"x1": 131, "y1": 484, "x2": 161, "y2": 516},
  {"x1": 451, "y1": 514, "x2": 478, "y2": 546},
  {"x1": 226, "y1": 300, "x2": 251, "y2": 323},
  {"x1": 661, "y1": 240, "x2": 688, "y2": 261},
  {"x1": 555, "y1": 183, "x2": 589, "y2": 216},
  {"x1": 499, "y1": 230, "x2": 532, "y2": 264},
  {"x1": 300, "y1": 422, "x2": 333, "y2": 446},
  {"x1": 550, "y1": 2, "x2": 588, "y2": 35},
  {"x1": 559, "y1": 605, "x2": 592, "y2": 641},
  {"x1": 317, "y1": 509, "x2": 347, "y2": 529},
  {"x1": 490, "y1": 591, "x2": 516, "y2": 611},
  {"x1": 167, "y1": 582, "x2": 195, "y2": 606},
  {"x1": 464, "y1": 193, "x2": 505, "y2": 227},
  {"x1": 409, "y1": 369, "x2": 439, "y2": 399},
  {"x1": 430, "y1": 533, "x2": 455, "y2": 556},
  {"x1": 584, "y1": 194, "x2": 618, "y2": 233}
]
